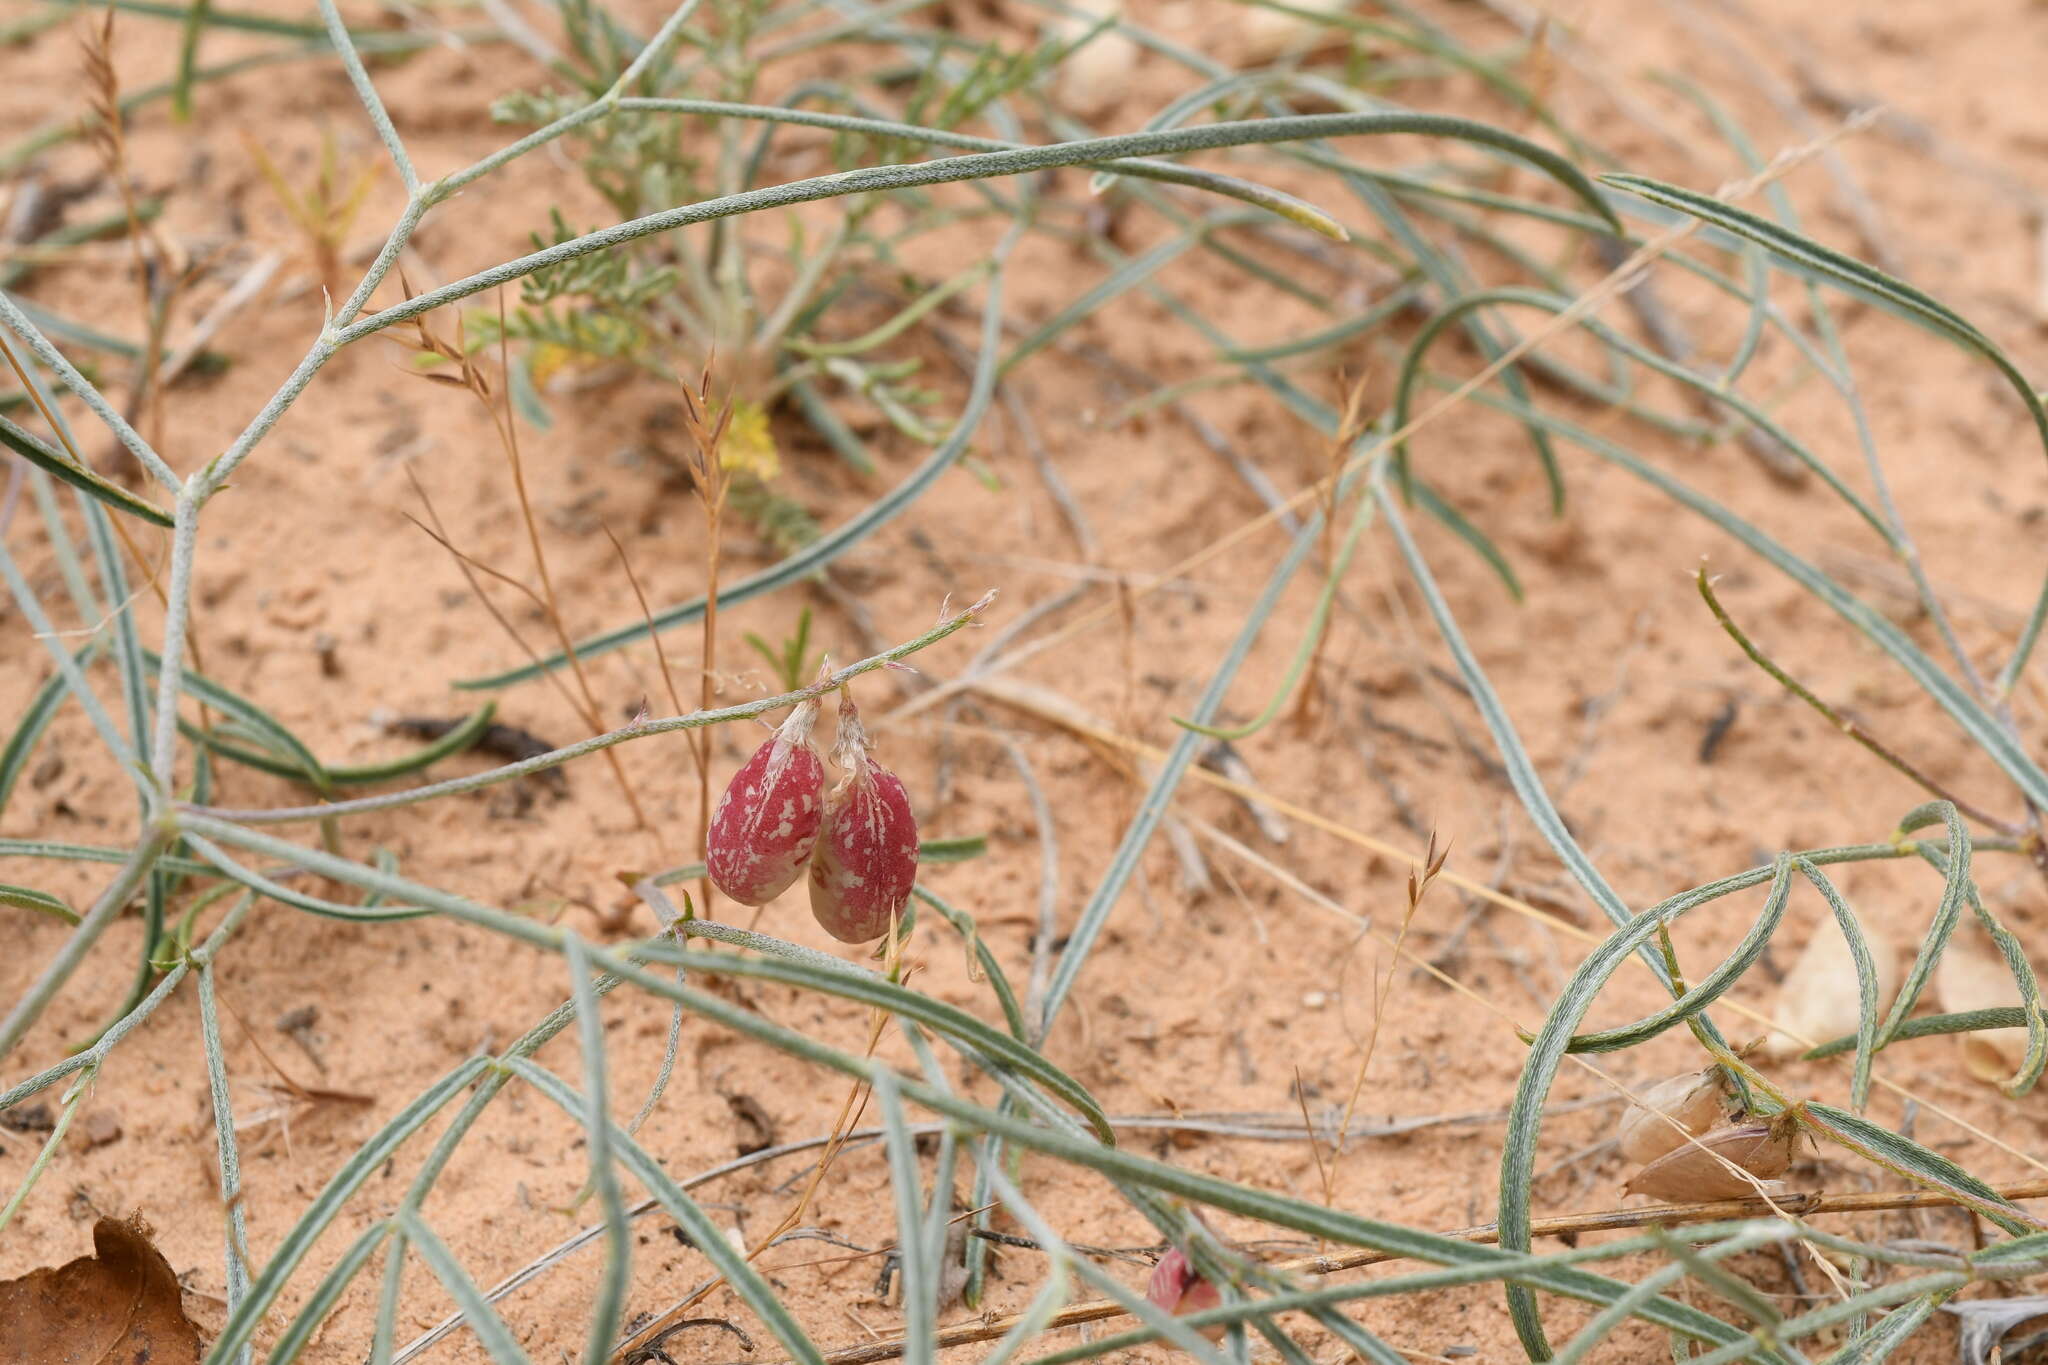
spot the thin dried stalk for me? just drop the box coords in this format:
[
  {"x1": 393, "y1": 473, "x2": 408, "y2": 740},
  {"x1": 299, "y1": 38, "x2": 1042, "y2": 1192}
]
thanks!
[
  {"x1": 1322, "y1": 830, "x2": 1447, "y2": 1208},
  {"x1": 603, "y1": 523, "x2": 688, "y2": 720},
  {"x1": 672, "y1": 365, "x2": 737, "y2": 921},
  {"x1": 395, "y1": 291, "x2": 651, "y2": 831},
  {"x1": 1291, "y1": 371, "x2": 1371, "y2": 731}
]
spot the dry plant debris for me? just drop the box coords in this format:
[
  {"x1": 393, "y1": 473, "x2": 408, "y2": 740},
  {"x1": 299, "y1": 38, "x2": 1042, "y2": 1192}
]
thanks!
[{"x1": 0, "y1": 1215, "x2": 202, "y2": 1364}]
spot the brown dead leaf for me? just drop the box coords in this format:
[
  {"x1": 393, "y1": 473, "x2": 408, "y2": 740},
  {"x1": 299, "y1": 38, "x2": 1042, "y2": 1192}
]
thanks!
[{"x1": 0, "y1": 1213, "x2": 203, "y2": 1364}]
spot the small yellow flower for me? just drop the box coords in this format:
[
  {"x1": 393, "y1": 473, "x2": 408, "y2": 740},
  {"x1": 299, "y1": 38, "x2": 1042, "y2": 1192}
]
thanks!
[
  {"x1": 718, "y1": 397, "x2": 780, "y2": 481},
  {"x1": 526, "y1": 341, "x2": 578, "y2": 388}
]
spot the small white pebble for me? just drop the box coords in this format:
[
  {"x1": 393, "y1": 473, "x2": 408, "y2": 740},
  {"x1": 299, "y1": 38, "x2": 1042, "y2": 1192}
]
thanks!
[
  {"x1": 724, "y1": 1225, "x2": 748, "y2": 1256},
  {"x1": 1301, "y1": 991, "x2": 1328, "y2": 1010}
]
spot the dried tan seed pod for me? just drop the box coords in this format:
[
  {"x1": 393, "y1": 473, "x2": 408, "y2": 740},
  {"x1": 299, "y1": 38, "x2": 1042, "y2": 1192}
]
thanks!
[
  {"x1": 1623, "y1": 1118, "x2": 1800, "y2": 1204},
  {"x1": 1934, "y1": 929, "x2": 2032, "y2": 1085},
  {"x1": 1615, "y1": 1069, "x2": 1727, "y2": 1166},
  {"x1": 1760, "y1": 919, "x2": 1900, "y2": 1058}
]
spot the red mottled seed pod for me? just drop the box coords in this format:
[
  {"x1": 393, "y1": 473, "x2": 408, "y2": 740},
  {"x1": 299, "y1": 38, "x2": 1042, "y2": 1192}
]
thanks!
[
  {"x1": 808, "y1": 691, "x2": 919, "y2": 944},
  {"x1": 1147, "y1": 1249, "x2": 1224, "y2": 1341},
  {"x1": 706, "y1": 698, "x2": 826, "y2": 906}
]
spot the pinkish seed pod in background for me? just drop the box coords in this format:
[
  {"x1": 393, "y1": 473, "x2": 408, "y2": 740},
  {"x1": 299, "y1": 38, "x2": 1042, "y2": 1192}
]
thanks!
[
  {"x1": 1147, "y1": 1249, "x2": 1224, "y2": 1342},
  {"x1": 706, "y1": 698, "x2": 826, "y2": 906},
  {"x1": 808, "y1": 690, "x2": 919, "y2": 944}
]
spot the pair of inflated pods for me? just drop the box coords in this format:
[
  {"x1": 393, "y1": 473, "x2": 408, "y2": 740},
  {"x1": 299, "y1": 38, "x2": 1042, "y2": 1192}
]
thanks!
[{"x1": 705, "y1": 688, "x2": 918, "y2": 943}]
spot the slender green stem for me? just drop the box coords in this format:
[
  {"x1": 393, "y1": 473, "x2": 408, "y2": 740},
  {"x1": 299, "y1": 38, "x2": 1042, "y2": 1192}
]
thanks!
[
  {"x1": 316, "y1": 0, "x2": 415, "y2": 190},
  {"x1": 0, "y1": 832, "x2": 170, "y2": 1061},
  {"x1": 197, "y1": 959, "x2": 254, "y2": 1365},
  {"x1": 1696, "y1": 569, "x2": 2016, "y2": 833},
  {"x1": 340, "y1": 114, "x2": 1613, "y2": 348},
  {"x1": 0, "y1": 892, "x2": 255, "y2": 1112},
  {"x1": 182, "y1": 592, "x2": 991, "y2": 824},
  {"x1": 0, "y1": 289, "x2": 179, "y2": 493},
  {"x1": 0, "y1": 536, "x2": 137, "y2": 772}
]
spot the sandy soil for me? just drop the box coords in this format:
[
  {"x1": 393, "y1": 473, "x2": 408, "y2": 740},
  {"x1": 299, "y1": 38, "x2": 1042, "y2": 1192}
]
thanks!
[{"x1": 4, "y1": 0, "x2": 2048, "y2": 1360}]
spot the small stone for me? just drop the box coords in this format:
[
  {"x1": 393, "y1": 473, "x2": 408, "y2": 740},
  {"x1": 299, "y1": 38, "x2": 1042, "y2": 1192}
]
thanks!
[
  {"x1": 1, "y1": 1103, "x2": 54, "y2": 1133},
  {"x1": 1301, "y1": 991, "x2": 1328, "y2": 1010},
  {"x1": 78, "y1": 1110, "x2": 122, "y2": 1149},
  {"x1": 313, "y1": 632, "x2": 342, "y2": 678}
]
